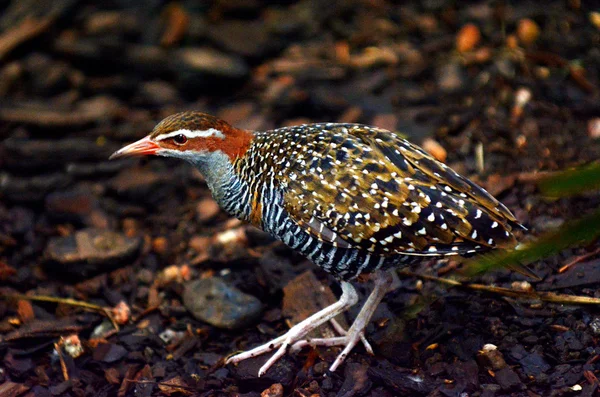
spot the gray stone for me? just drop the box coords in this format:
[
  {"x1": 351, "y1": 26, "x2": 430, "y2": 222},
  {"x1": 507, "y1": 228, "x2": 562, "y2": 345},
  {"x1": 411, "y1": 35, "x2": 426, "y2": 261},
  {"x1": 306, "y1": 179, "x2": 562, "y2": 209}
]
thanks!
[{"x1": 183, "y1": 277, "x2": 262, "y2": 330}]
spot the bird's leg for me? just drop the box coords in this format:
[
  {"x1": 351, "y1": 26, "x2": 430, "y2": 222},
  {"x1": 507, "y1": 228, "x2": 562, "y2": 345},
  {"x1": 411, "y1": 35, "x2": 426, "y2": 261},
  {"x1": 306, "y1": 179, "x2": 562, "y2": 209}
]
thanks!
[
  {"x1": 290, "y1": 270, "x2": 394, "y2": 372},
  {"x1": 226, "y1": 281, "x2": 359, "y2": 377}
]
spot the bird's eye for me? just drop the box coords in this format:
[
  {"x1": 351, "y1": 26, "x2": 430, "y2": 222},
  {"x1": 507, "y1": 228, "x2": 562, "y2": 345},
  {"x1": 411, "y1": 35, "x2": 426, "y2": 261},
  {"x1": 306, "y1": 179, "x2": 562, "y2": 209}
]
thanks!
[{"x1": 173, "y1": 134, "x2": 187, "y2": 145}]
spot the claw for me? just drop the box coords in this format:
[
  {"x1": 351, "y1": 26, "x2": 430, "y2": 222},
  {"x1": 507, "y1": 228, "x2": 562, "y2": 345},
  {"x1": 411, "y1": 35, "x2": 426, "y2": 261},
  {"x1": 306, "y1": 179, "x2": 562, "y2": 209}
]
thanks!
[
  {"x1": 225, "y1": 271, "x2": 394, "y2": 376},
  {"x1": 226, "y1": 281, "x2": 359, "y2": 376}
]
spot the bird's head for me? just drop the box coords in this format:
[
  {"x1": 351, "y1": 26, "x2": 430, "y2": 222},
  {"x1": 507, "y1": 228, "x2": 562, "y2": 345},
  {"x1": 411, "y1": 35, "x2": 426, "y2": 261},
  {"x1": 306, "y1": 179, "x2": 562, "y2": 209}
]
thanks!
[{"x1": 110, "y1": 111, "x2": 253, "y2": 163}]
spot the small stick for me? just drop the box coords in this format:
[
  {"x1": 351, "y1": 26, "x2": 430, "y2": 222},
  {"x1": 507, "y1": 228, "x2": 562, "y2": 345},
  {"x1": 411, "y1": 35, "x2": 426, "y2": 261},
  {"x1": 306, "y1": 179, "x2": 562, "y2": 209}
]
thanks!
[
  {"x1": 398, "y1": 270, "x2": 600, "y2": 305},
  {"x1": 54, "y1": 342, "x2": 69, "y2": 381},
  {"x1": 559, "y1": 247, "x2": 600, "y2": 273},
  {"x1": 3, "y1": 293, "x2": 120, "y2": 331}
]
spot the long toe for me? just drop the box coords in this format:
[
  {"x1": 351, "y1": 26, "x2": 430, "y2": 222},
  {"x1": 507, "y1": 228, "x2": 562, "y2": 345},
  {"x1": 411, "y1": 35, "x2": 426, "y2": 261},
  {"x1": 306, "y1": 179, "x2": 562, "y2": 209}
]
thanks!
[
  {"x1": 329, "y1": 330, "x2": 366, "y2": 372},
  {"x1": 225, "y1": 333, "x2": 287, "y2": 365},
  {"x1": 329, "y1": 319, "x2": 373, "y2": 355},
  {"x1": 329, "y1": 337, "x2": 360, "y2": 372},
  {"x1": 290, "y1": 336, "x2": 348, "y2": 352}
]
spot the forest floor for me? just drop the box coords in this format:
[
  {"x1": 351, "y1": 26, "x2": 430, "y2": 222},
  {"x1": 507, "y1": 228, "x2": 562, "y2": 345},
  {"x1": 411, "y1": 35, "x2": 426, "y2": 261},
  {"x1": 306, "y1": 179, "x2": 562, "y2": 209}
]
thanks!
[{"x1": 1, "y1": 1, "x2": 600, "y2": 396}]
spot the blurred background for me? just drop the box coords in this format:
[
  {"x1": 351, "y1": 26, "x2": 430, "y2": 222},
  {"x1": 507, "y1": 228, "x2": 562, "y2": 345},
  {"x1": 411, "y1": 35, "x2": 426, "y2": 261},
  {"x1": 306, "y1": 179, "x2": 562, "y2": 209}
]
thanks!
[{"x1": 1, "y1": 0, "x2": 600, "y2": 395}]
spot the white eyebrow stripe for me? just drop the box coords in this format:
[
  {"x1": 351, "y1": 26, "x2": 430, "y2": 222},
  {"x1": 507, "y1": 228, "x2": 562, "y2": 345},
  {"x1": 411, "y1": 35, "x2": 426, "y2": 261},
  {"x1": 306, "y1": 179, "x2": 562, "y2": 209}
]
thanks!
[{"x1": 155, "y1": 128, "x2": 225, "y2": 141}]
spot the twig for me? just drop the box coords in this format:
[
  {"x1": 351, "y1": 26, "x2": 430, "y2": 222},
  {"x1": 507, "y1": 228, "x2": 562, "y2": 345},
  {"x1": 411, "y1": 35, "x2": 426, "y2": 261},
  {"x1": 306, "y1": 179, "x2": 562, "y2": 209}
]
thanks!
[
  {"x1": 3, "y1": 293, "x2": 120, "y2": 331},
  {"x1": 54, "y1": 342, "x2": 69, "y2": 381},
  {"x1": 398, "y1": 270, "x2": 600, "y2": 305},
  {"x1": 559, "y1": 247, "x2": 600, "y2": 273}
]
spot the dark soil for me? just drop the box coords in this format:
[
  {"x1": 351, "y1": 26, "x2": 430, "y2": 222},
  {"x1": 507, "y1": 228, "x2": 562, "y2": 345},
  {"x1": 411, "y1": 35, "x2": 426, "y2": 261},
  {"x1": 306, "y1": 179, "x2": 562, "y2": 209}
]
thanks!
[{"x1": 1, "y1": 1, "x2": 600, "y2": 396}]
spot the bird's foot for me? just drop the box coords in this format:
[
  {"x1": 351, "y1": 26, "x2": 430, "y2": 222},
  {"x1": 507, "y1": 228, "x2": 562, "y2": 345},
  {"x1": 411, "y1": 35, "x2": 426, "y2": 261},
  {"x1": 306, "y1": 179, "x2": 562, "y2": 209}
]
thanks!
[
  {"x1": 225, "y1": 328, "x2": 300, "y2": 377},
  {"x1": 225, "y1": 281, "x2": 358, "y2": 377},
  {"x1": 292, "y1": 271, "x2": 394, "y2": 372},
  {"x1": 290, "y1": 323, "x2": 371, "y2": 372}
]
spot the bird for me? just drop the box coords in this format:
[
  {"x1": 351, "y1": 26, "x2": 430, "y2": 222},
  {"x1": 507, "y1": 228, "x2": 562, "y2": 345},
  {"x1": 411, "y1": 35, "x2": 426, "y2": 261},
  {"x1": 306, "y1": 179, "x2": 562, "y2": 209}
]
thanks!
[{"x1": 111, "y1": 111, "x2": 530, "y2": 376}]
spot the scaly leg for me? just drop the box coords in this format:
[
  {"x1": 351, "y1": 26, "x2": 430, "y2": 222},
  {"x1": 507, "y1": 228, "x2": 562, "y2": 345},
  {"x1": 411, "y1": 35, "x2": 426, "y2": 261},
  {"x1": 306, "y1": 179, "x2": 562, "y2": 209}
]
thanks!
[
  {"x1": 225, "y1": 281, "x2": 359, "y2": 377},
  {"x1": 290, "y1": 270, "x2": 394, "y2": 372}
]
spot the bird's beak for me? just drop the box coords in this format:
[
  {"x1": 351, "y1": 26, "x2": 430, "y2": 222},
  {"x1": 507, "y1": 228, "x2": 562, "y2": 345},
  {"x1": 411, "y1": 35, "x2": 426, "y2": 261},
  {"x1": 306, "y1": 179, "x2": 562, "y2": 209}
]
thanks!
[{"x1": 109, "y1": 136, "x2": 161, "y2": 160}]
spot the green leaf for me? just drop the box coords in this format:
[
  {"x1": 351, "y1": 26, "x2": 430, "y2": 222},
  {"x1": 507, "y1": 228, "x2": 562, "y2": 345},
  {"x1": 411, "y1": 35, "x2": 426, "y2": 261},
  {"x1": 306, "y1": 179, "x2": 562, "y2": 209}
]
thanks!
[
  {"x1": 464, "y1": 208, "x2": 600, "y2": 277},
  {"x1": 539, "y1": 162, "x2": 600, "y2": 198}
]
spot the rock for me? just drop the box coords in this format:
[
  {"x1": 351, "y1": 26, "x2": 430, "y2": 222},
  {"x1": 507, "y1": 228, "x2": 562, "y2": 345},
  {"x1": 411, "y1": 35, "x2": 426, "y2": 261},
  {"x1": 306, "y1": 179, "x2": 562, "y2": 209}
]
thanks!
[
  {"x1": 282, "y1": 271, "x2": 347, "y2": 339},
  {"x1": 512, "y1": 346, "x2": 550, "y2": 377},
  {"x1": 494, "y1": 367, "x2": 523, "y2": 391},
  {"x1": 45, "y1": 228, "x2": 141, "y2": 278},
  {"x1": 92, "y1": 343, "x2": 128, "y2": 363},
  {"x1": 477, "y1": 343, "x2": 507, "y2": 370},
  {"x1": 182, "y1": 277, "x2": 262, "y2": 329}
]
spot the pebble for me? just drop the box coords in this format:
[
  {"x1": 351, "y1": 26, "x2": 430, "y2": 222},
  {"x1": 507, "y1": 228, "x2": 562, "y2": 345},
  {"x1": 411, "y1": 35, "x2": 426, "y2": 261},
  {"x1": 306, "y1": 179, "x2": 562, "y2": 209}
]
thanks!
[
  {"x1": 421, "y1": 138, "x2": 447, "y2": 163},
  {"x1": 261, "y1": 383, "x2": 284, "y2": 397},
  {"x1": 456, "y1": 23, "x2": 481, "y2": 53},
  {"x1": 182, "y1": 277, "x2": 262, "y2": 329},
  {"x1": 477, "y1": 344, "x2": 507, "y2": 370},
  {"x1": 45, "y1": 228, "x2": 141, "y2": 278},
  {"x1": 589, "y1": 318, "x2": 600, "y2": 335},
  {"x1": 588, "y1": 118, "x2": 600, "y2": 139},
  {"x1": 196, "y1": 197, "x2": 221, "y2": 223},
  {"x1": 517, "y1": 18, "x2": 540, "y2": 46}
]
